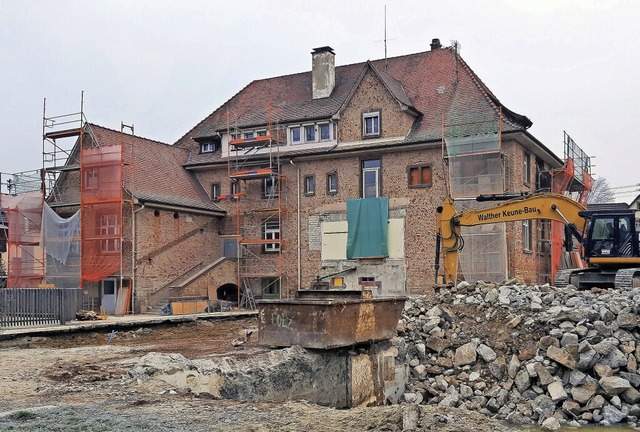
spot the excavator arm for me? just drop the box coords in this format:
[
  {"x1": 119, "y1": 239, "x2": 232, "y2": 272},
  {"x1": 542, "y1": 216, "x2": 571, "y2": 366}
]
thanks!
[{"x1": 436, "y1": 193, "x2": 588, "y2": 285}]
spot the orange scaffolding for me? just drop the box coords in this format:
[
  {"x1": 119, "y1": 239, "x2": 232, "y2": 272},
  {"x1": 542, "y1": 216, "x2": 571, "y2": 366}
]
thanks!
[{"x1": 224, "y1": 108, "x2": 285, "y2": 308}]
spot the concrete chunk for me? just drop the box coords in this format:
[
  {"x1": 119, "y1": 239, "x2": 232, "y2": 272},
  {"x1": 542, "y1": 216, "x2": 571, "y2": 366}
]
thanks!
[
  {"x1": 454, "y1": 342, "x2": 478, "y2": 367},
  {"x1": 547, "y1": 345, "x2": 577, "y2": 370},
  {"x1": 476, "y1": 344, "x2": 497, "y2": 362},
  {"x1": 547, "y1": 380, "x2": 568, "y2": 403},
  {"x1": 599, "y1": 376, "x2": 632, "y2": 396}
]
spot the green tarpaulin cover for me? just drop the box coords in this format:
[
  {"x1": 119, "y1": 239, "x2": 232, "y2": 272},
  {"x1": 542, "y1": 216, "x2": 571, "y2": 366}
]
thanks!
[{"x1": 346, "y1": 197, "x2": 389, "y2": 259}]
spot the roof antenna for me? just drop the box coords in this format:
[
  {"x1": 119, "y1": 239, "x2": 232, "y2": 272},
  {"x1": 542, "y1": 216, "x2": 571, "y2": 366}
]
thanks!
[{"x1": 384, "y1": 5, "x2": 388, "y2": 69}]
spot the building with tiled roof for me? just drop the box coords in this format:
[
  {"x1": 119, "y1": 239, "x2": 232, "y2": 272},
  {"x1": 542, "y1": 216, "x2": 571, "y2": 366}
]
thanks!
[
  {"x1": 47, "y1": 123, "x2": 232, "y2": 313},
  {"x1": 22, "y1": 39, "x2": 578, "y2": 314},
  {"x1": 174, "y1": 40, "x2": 568, "y2": 299}
]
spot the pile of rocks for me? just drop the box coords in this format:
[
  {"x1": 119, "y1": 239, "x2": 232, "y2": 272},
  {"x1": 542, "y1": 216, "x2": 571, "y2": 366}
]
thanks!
[{"x1": 399, "y1": 281, "x2": 640, "y2": 429}]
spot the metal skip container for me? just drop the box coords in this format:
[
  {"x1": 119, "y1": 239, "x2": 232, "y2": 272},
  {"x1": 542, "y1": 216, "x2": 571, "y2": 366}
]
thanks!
[{"x1": 257, "y1": 290, "x2": 407, "y2": 349}]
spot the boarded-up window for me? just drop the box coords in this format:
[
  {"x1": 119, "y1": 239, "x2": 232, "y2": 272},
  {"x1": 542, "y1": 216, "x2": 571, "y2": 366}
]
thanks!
[{"x1": 321, "y1": 219, "x2": 405, "y2": 261}]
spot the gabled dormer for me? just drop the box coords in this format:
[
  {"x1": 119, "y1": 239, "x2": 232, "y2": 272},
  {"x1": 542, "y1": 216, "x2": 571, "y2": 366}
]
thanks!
[{"x1": 336, "y1": 61, "x2": 420, "y2": 145}]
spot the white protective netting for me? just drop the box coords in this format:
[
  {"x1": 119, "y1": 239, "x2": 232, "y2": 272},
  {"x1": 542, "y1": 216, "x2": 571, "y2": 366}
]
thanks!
[
  {"x1": 41, "y1": 203, "x2": 81, "y2": 288},
  {"x1": 445, "y1": 133, "x2": 507, "y2": 283}
]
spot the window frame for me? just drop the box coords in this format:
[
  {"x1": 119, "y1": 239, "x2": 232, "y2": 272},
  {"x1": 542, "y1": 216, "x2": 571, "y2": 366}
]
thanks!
[
  {"x1": 304, "y1": 124, "x2": 316, "y2": 142},
  {"x1": 361, "y1": 158, "x2": 382, "y2": 198},
  {"x1": 289, "y1": 126, "x2": 301, "y2": 144},
  {"x1": 319, "y1": 123, "x2": 331, "y2": 141},
  {"x1": 200, "y1": 142, "x2": 215, "y2": 153},
  {"x1": 523, "y1": 151, "x2": 531, "y2": 186},
  {"x1": 262, "y1": 176, "x2": 279, "y2": 199},
  {"x1": 263, "y1": 219, "x2": 280, "y2": 253},
  {"x1": 99, "y1": 214, "x2": 120, "y2": 254},
  {"x1": 327, "y1": 172, "x2": 338, "y2": 195},
  {"x1": 230, "y1": 180, "x2": 239, "y2": 196},
  {"x1": 287, "y1": 121, "x2": 333, "y2": 145},
  {"x1": 362, "y1": 110, "x2": 381, "y2": 138},
  {"x1": 304, "y1": 174, "x2": 315, "y2": 196},
  {"x1": 261, "y1": 277, "x2": 281, "y2": 299},
  {"x1": 407, "y1": 164, "x2": 433, "y2": 188},
  {"x1": 83, "y1": 167, "x2": 99, "y2": 191},
  {"x1": 211, "y1": 183, "x2": 221, "y2": 201},
  {"x1": 523, "y1": 219, "x2": 532, "y2": 252}
]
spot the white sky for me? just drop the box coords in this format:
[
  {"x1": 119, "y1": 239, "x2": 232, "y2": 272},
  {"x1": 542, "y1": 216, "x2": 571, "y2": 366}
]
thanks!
[{"x1": 1, "y1": 0, "x2": 639, "y2": 201}]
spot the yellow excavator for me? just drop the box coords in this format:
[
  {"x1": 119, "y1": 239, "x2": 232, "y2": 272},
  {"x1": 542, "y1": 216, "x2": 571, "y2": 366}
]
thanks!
[{"x1": 435, "y1": 192, "x2": 640, "y2": 289}]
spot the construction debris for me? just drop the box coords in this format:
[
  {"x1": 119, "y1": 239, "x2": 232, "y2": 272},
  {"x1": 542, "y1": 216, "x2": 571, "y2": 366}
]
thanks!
[
  {"x1": 75, "y1": 310, "x2": 101, "y2": 321},
  {"x1": 399, "y1": 281, "x2": 640, "y2": 428}
]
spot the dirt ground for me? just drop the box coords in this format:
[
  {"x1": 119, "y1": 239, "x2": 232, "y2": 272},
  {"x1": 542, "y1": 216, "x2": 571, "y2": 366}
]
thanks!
[{"x1": 0, "y1": 316, "x2": 524, "y2": 431}]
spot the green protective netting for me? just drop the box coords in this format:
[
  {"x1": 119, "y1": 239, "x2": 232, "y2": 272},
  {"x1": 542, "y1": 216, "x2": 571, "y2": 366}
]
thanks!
[{"x1": 346, "y1": 197, "x2": 389, "y2": 259}]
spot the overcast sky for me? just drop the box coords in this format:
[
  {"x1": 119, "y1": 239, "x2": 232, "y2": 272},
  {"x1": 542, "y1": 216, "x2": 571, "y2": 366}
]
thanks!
[{"x1": 1, "y1": 0, "x2": 639, "y2": 201}]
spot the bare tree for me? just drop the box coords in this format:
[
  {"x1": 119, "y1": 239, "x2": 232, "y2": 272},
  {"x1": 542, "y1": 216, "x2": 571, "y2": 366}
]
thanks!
[{"x1": 587, "y1": 177, "x2": 615, "y2": 204}]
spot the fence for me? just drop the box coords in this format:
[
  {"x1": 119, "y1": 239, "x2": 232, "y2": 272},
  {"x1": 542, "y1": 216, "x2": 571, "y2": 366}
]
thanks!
[{"x1": 0, "y1": 288, "x2": 83, "y2": 328}]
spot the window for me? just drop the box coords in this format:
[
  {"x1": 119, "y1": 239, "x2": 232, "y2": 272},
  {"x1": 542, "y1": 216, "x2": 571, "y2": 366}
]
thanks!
[
  {"x1": 319, "y1": 123, "x2": 330, "y2": 141},
  {"x1": 211, "y1": 183, "x2": 221, "y2": 201},
  {"x1": 304, "y1": 175, "x2": 315, "y2": 196},
  {"x1": 263, "y1": 220, "x2": 280, "y2": 253},
  {"x1": 200, "y1": 142, "x2": 215, "y2": 153},
  {"x1": 305, "y1": 125, "x2": 316, "y2": 142},
  {"x1": 523, "y1": 220, "x2": 532, "y2": 251},
  {"x1": 290, "y1": 127, "x2": 301, "y2": 144},
  {"x1": 523, "y1": 152, "x2": 531, "y2": 185},
  {"x1": 230, "y1": 132, "x2": 241, "y2": 140},
  {"x1": 244, "y1": 132, "x2": 254, "y2": 140},
  {"x1": 263, "y1": 176, "x2": 279, "y2": 198},
  {"x1": 408, "y1": 164, "x2": 432, "y2": 188},
  {"x1": 362, "y1": 159, "x2": 381, "y2": 198},
  {"x1": 83, "y1": 168, "x2": 99, "y2": 191},
  {"x1": 256, "y1": 130, "x2": 267, "y2": 137},
  {"x1": 261, "y1": 277, "x2": 281, "y2": 298},
  {"x1": 363, "y1": 111, "x2": 380, "y2": 137},
  {"x1": 99, "y1": 214, "x2": 120, "y2": 254},
  {"x1": 231, "y1": 180, "x2": 239, "y2": 196},
  {"x1": 288, "y1": 122, "x2": 333, "y2": 144},
  {"x1": 327, "y1": 172, "x2": 338, "y2": 195}
]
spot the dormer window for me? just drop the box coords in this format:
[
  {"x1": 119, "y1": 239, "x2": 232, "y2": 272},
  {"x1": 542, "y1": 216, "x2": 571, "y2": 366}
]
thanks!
[
  {"x1": 305, "y1": 125, "x2": 316, "y2": 142},
  {"x1": 319, "y1": 123, "x2": 330, "y2": 141},
  {"x1": 288, "y1": 122, "x2": 333, "y2": 145},
  {"x1": 200, "y1": 142, "x2": 215, "y2": 153},
  {"x1": 196, "y1": 136, "x2": 220, "y2": 153},
  {"x1": 290, "y1": 127, "x2": 301, "y2": 143},
  {"x1": 363, "y1": 111, "x2": 381, "y2": 138}
]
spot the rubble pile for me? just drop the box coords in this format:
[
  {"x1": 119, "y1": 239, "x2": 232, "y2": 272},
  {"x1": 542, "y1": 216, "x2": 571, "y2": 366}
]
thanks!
[{"x1": 399, "y1": 281, "x2": 640, "y2": 429}]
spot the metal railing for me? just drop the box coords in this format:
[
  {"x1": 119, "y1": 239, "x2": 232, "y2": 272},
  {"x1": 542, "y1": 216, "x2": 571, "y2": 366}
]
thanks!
[{"x1": 0, "y1": 288, "x2": 82, "y2": 328}]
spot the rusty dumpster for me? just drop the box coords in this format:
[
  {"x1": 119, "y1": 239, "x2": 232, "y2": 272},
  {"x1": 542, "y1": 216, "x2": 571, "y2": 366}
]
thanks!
[{"x1": 256, "y1": 290, "x2": 407, "y2": 349}]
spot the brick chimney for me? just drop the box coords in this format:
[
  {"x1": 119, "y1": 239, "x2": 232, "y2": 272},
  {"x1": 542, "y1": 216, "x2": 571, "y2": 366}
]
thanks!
[
  {"x1": 311, "y1": 46, "x2": 335, "y2": 99},
  {"x1": 430, "y1": 38, "x2": 442, "y2": 50}
]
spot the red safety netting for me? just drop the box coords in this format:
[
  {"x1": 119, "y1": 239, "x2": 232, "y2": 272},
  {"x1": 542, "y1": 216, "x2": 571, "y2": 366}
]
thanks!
[
  {"x1": 80, "y1": 143, "x2": 123, "y2": 284},
  {"x1": 0, "y1": 191, "x2": 44, "y2": 287}
]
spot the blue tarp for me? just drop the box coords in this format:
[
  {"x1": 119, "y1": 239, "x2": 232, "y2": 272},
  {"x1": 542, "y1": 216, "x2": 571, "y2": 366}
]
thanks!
[{"x1": 346, "y1": 197, "x2": 389, "y2": 259}]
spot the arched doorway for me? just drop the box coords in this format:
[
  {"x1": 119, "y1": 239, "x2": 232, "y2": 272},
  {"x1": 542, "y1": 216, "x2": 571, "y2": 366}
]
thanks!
[{"x1": 217, "y1": 283, "x2": 238, "y2": 302}]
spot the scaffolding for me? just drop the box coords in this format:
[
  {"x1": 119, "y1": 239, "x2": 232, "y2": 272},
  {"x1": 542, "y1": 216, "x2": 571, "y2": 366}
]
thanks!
[
  {"x1": 548, "y1": 132, "x2": 593, "y2": 279},
  {"x1": 442, "y1": 109, "x2": 508, "y2": 283},
  {"x1": 224, "y1": 110, "x2": 285, "y2": 308}
]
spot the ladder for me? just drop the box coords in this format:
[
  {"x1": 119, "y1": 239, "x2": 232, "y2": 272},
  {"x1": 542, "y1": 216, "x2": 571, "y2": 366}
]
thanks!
[{"x1": 240, "y1": 280, "x2": 257, "y2": 310}]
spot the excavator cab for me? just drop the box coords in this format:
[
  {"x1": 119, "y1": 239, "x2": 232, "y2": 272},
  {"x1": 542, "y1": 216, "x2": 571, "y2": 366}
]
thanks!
[{"x1": 582, "y1": 212, "x2": 638, "y2": 261}]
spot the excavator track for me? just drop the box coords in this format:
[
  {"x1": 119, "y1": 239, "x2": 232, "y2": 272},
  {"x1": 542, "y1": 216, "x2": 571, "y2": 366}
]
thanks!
[
  {"x1": 614, "y1": 268, "x2": 640, "y2": 289},
  {"x1": 553, "y1": 269, "x2": 574, "y2": 288}
]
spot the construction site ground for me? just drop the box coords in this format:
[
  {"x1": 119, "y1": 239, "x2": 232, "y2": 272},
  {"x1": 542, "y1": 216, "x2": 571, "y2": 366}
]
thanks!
[{"x1": 0, "y1": 311, "x2": 531, "y2": 432}]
